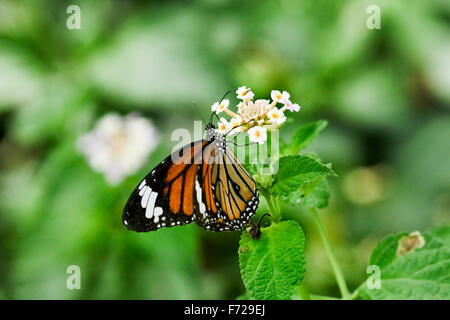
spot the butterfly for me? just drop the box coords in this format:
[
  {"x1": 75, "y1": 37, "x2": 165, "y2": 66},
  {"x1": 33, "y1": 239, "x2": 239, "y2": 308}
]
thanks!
[{"x1": 122, "y1": 114, "x2": 259, "y2": 233}]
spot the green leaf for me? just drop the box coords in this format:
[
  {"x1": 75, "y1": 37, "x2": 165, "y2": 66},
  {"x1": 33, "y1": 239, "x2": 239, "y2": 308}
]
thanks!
[
  {"x1": 359, "y1": 231, "x2": 450, "y2": 300},
  {"x1": 369, "y1": 232, "x2": 409, "y2": 270},
  {"x1": 430, "y1": 225, "x2": 450, "y2": 247},
  {"x1": 284, "y1": 120, "x2": 328, "y2": 155},
  {"x1": 239, "y1": 221, "x2": 306, "y2": 300},
  {"x1": 287, "y1": 178, "x2": 330, "y2": 209},
  {"x1": 269, "y1": 155, "x2": 336, "y2": 197}
]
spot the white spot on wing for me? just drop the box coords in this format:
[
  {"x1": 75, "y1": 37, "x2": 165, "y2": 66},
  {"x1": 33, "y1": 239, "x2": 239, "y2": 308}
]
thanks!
[
  {"x1": 139, "y1": 185, "x2": 147, "y2": 196},
  {"x1": 154, "y1": 207, "x2": 163, "y2": 217},
  {"x1": 138, "y1": 180, "x2": 146, "y2": 190},
  {"x1": 153, "y1": 207, "x2": 163, "y2": 223},
  {"x1": 145, "y1": 191, "x2": 158, "y2": 219},
  {"x1": 141, "y1": 187, "x2": 151, "y2": 208}
]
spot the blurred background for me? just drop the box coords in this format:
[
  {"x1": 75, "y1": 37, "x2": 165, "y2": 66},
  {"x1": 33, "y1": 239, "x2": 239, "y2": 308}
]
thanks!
[{"x1": 0, "y1": 0, "x2": 449, "y2": 299}]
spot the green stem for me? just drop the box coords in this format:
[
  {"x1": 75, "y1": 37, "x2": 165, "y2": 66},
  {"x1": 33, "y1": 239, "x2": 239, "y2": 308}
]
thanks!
[
  {"x1": 261, "y1": 191, "x2": 280, "y2": 223},
  {"x1": 297, "y1": 282, "x2": 311, "y2": 300},
  {"x1": 270, "y1": 195, "x2": 281, "y2": 222},
  {"x1": 350, "y1": 290, "x2": 359, "y2": 300},
  {"x1": 309, "y1": 208, "x2": 351, "y2": 299}
]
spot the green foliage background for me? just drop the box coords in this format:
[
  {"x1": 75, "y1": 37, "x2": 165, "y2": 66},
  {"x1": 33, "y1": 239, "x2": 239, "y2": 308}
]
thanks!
[{"x1": 0, "y1": 0, "x2": 449, "y2": 299}]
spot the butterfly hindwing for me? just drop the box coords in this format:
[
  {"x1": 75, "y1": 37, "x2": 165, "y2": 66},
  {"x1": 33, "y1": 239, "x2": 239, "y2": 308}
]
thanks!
[{"x1": 194, "y1": 144, "x2": 259, "y2": 231}]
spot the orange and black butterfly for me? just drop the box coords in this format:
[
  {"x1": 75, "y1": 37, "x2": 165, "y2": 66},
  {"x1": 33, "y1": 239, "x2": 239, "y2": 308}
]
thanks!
[{"x1": 122, "y1": 110, "x2": 259, "y2": 233}]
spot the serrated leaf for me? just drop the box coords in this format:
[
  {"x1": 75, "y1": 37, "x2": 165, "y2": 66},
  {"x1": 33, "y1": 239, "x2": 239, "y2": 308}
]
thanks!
[
  {"x1": 359, "y1": 231, "x2": 450, "y2": 300},
  {"x1": 287, "y1": 178, "x2": 330, "y2": 209},
  {"x1": 239, "y1": 221, "x2": 306, "y2": 300},
  {"x1": 269, "y1": 155, "x2": 335, "y2": 197},
  {"x1": 284, "y1": 120, "x2": 328, "y2": 155}
]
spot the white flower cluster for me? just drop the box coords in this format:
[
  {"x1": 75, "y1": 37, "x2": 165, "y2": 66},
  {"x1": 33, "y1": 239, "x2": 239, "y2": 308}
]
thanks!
[
  {"x1": 210, "y1": 86, "x2": 301, "y2": 144},
  {"x1": 78, "y1": 113, "x2": 159, "y2": 185}
]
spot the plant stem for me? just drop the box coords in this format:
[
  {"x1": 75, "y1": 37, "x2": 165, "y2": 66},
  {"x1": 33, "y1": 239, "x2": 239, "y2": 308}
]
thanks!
[
  {"x1": 309, "y1": 208, "x2": 351, "y2": 299},
  {"x1": 269, "y1": 195, "x2": 281, "y2": 222},
  {"x1": 297, "y1": 282, "x2": 311, "y2": 300},
  {"x1": 261, "y1": 191, "x2": 280, "y2": 223},
  {"x1": 350, "y1": 290, "x2": 359, "y2": 300}
]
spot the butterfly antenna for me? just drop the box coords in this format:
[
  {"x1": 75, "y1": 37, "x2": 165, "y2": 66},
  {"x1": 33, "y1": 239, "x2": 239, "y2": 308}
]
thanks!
[
  {"x1": 224, "y1": 119, "x2": 255, "y2": 137},
  {"x1": 209, "y1": 90, "x2": 233, "y2": 125},
  {"x1": 192, "y1": 101, "x2": 206, "y2": 126}
]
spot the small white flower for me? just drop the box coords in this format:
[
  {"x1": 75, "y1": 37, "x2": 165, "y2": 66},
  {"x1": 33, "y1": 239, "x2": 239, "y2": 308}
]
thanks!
[
  {"x1": 211, "y1": 99, "x2": 230, "y2": 114},
  {"x1": 254, "y1": 99, "x2": 270, "y2": 113},
  {"x1": 267, "y1": 107, "x2": 287, "y2": 125},
  {"x1": 238, "y1": 100, "x2": 264, "y2": 122},
  {"x1": 77, "y1": 113, "x2": 159, "y2": 185},
  {"x1": 216, "y1": 117, "x2": 231, "y2": 134},
  {"x1": 236, "y1": 86, "x2": 255, "y2": 100},
  {"x1": 229, "y1": 116, "x2": 244, "y2": 134},
  {"x1": 271, "y1": 90, "x2": 290, "y2": 104},
  {"x1": 248, "y1": 126, "x2": 267, "y2": 144},
  {"x1": 284, "y1": 100, "x2": 301, "y2": 112}
]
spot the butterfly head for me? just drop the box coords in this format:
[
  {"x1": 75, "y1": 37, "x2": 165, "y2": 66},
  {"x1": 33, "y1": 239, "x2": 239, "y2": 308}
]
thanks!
[{"x1": 205, "y1": 123, "x2": 222, "y2": 143}]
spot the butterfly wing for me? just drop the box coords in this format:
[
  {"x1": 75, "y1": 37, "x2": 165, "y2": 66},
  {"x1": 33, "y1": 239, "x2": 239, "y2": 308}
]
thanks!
[
  {"x1": 194, "y1": 143, "x2": 259, "y2": 231},
  {"x1": 122, "y1": 139, "x2": 207, "y2": 232}
]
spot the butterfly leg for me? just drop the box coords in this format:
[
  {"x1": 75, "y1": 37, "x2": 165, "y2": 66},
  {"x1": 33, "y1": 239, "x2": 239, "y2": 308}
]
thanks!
[{"x1": 247, "y1": 213, "x2": 271, "y2": 240}]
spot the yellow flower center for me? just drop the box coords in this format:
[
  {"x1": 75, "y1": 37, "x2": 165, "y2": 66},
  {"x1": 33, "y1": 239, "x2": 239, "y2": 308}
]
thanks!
[
  {"x1": 255, "y1": 130, "x2": 261, "y2": 138},
  {"x1": 111, "y1": 132, "x2": 127, "y2": 154},
  {"x1": 276, "y1": 94, "x2": 282, "y2": 100},
  {"x1": 241, "y1": 90, "x2": 249, "y2": 97}
]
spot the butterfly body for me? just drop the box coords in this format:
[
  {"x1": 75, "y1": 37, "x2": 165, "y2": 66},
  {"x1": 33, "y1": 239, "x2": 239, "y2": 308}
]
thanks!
[{"x1": 123, "y1": 124, "x2": 259, "y2": 233}]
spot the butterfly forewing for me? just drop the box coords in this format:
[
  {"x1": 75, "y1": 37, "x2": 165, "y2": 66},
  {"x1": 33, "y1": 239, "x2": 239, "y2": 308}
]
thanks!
[
  {"x1": 122, "y1": 128, "x2": 259, "y2": 233},
  {"x1": 122, "y1": 140, "x2": 205, "y2": 232}
]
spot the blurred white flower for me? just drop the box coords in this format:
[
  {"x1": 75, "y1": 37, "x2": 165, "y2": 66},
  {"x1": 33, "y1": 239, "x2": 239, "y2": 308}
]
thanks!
[
  {"x1": 78, "y1": 113, "x2": 159, "y2": 185},
  {"x1": 284, "y1": 99, "x2": 301, "y2": 112},
  {"x1": 267, "y1": 107, "x2": 287, "y2": 125},
  {"x1": 217, "y1": 117, "x2": 231, "y2": 134},
  {"x1": 248, "y1": 126, "x2": 267, "y2": 144},
  {"x1": 271, "y1": 90, "x2": 290, "y2": 104},
  {"x1": 236, "y1": 86, "x2": 255, "y2": 100},
  {"x1": 211, "y1": 99, "x2": 230, "y2": 114}
]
